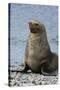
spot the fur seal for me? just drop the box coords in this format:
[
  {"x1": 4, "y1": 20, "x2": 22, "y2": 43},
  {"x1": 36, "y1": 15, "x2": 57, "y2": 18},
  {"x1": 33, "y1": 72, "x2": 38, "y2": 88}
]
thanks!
[{"x1": 20, "y1": 20, "x2": 58, "y2": 75}]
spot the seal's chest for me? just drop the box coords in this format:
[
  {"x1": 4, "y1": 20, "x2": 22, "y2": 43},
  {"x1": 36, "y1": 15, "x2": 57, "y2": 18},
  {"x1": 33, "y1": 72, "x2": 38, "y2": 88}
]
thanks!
[{"x1": 29, "y1": 39, "x2": 40, "y2": 56}]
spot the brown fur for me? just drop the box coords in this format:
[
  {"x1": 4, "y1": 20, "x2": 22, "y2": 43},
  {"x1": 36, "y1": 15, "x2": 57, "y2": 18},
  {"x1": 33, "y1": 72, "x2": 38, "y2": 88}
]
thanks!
[{"x1": 20, "y1": 20, "x2": 58, "y2": 75}]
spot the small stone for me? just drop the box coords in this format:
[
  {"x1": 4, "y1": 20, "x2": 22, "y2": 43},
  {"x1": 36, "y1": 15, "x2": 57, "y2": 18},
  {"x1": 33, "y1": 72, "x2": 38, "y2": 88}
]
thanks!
[
  {"x1": 39, "y1": 82, "x2": 42, "y2": 85},
  {"x1": 32, "y1": 80, "x2": 37, "y2": 85}
]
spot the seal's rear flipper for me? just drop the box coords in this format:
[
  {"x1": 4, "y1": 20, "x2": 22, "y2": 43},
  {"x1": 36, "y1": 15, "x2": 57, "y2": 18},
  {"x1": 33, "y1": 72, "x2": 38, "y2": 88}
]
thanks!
[{"x1": 41, "y1": 66, "x2": 58, "y2": 76}]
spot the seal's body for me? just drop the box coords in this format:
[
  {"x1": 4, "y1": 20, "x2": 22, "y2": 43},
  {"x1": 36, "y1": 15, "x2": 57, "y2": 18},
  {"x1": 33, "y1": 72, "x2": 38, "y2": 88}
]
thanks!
[{"x1": 20, "y1": 21, "x2": 58, "y2": 75}]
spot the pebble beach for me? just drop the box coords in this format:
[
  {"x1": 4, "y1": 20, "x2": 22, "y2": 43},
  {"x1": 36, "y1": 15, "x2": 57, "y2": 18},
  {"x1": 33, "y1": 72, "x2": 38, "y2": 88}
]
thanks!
[{"x1": 9, "y1": 65, "x2": 58, "y2": 87}]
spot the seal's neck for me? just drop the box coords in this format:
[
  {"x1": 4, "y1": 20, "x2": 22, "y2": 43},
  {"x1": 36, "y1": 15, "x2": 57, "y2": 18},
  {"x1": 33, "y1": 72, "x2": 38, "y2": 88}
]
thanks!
[{"x1": 29, "y1": 33, "x2": 41, "y2": 40}]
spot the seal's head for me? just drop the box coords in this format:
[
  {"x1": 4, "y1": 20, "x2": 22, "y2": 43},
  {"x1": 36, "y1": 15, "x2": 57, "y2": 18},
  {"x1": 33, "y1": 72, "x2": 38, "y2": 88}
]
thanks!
[{"x1": 29, "y1": 20, "x2": 44, "y2": 33}]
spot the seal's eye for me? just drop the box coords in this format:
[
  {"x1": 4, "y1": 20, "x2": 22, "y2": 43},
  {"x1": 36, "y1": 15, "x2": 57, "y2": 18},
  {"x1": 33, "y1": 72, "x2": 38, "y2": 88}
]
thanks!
[{"x1": 35, "y1": 23, "x2": 38, "y2": 26}]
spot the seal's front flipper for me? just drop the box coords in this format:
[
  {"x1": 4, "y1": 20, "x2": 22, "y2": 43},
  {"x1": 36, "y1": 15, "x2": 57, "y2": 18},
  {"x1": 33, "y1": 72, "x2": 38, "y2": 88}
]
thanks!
[{"x1": 19, "y1": 63, "x2": 30, "y2": 73}]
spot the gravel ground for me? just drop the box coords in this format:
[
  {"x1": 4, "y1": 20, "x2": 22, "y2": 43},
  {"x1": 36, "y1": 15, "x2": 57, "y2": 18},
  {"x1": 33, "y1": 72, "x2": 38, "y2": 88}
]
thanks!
[{"x1": 9, "y1": 65, "x2": 58, "y2": 87}]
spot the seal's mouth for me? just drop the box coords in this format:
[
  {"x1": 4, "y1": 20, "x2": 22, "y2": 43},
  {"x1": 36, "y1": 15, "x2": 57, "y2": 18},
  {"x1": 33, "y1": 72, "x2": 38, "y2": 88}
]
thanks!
[{"x1": 30, "y1": 27, "x2": 40, "y2": 33}]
